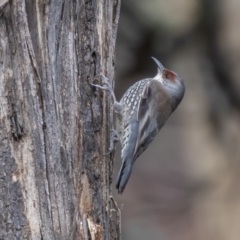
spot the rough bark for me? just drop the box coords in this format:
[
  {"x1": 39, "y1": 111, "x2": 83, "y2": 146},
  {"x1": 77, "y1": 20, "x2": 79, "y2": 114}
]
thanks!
[{"x1": 0, "y1": 0, "x2": 120, "y2": 239}]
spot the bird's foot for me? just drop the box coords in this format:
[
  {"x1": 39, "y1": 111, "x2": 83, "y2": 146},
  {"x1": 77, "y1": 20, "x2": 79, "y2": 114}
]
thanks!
[
  {"x1": 104, "y1": 129, "x2": 119, "y2": 155},
  {"x1": 90, "y1": 74, "x2": 123, "y2": 113},
  {"x1": 90, "y1": 74, "x2": 116, "y2": 102}
]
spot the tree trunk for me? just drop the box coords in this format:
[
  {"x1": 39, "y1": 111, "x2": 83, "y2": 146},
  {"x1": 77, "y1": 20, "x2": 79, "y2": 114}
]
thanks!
[{"x1": 0, "y1": 0, "x2": 120, "y2": 239}]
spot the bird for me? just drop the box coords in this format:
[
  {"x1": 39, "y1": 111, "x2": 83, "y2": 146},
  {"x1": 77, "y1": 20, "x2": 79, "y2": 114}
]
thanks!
[{"x1": 91, "y1": 57, "x2": 185, "y2": 193}]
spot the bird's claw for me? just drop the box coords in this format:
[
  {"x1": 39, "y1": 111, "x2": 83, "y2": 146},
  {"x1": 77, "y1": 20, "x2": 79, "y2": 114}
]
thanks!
[
  {"x1": 90, "y1": 82, "x2": 109, "y2": 90},
  {"x1": 90, "y1": 75, "x2": 118, "y2": 104},
  {"x1": 100, "y1": 74, "x2": 112, "y2": 88},
  {"x1": 90, "y1": 75, "x2": 112, "y2": 93},
  {"x1": 103, "y1": 129, "x2": 119, "y2": 156}
]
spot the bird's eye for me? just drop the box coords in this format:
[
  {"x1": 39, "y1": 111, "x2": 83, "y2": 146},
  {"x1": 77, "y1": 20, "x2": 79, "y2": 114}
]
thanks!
[{"x1": 163, "y1": 69, "x2": 176, "y2": 82}]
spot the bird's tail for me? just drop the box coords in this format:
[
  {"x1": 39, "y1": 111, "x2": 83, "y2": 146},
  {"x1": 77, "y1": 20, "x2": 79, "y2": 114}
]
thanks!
[
  {"x1": 116, "y1": 121, "x2": 138, "y2": 193},
  {"x1": 115, "y1": 159, "x2": 133, "y2": 194}
]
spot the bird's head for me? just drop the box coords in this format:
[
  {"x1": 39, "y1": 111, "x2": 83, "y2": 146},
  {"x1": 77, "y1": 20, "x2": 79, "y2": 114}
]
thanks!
[{"x1": 152, "y1": 57, "x2": 185, "y2": 98}]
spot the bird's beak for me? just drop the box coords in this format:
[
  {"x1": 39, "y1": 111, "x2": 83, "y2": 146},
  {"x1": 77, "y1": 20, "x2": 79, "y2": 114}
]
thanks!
[{"x1": 151, "y1": 57, "x2": 165, "y2": 73}]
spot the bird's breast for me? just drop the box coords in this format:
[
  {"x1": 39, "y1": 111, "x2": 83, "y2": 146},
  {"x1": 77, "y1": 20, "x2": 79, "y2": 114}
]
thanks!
[{"x1": 149, "y1": 80, "x2": 173, "y2": 129}]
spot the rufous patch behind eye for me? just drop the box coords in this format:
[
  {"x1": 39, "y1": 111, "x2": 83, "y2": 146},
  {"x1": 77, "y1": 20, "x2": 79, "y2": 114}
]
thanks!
[{"x1": 164, "y1": 69, "x2": 176, "y2": 82}]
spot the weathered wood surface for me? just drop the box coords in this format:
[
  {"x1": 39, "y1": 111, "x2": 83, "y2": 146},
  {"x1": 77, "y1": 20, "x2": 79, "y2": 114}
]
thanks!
[{"x1": 0, "y1": 0, "x2": 120, "y2": 239}]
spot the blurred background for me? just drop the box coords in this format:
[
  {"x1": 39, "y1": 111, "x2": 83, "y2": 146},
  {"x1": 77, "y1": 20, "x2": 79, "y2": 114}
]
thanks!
[{"x1": 113, "y1": 0, "x2": 240, "y2": 239}]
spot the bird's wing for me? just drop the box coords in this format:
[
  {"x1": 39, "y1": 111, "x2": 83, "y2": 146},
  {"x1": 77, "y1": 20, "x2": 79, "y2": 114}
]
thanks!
[
  {"x1": 116, "y1": 80, "x2": 165, "y2": 193},
  {"x1": 133, "y1": 80, "x2": 164, "y2": 160}
]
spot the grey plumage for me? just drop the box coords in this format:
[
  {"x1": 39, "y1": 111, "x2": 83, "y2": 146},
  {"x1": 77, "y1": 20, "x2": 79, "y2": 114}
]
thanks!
[
  {"x1": 115, "y1": 58, "x2": 185, "y2": 193},
  {"x1": 90, "y1": 57, "x2": 185, "y2": 194}
]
